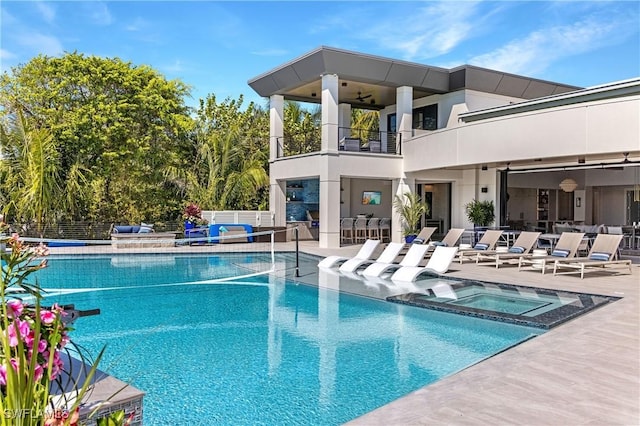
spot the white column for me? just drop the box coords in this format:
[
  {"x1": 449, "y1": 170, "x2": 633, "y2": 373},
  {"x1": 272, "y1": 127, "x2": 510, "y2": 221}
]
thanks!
[
  {"x1": 396, "y1": 86, "x2": 413, "y2": 149},
  {"x1": 321, "y1": 74, "x2": 339, "y2": 152},
  {"x1": 269, "y1": 95, "x2": 284, "y2": 160},
  {"x1": 319, "y1": 155, "x2": 341, "y2": 248},
  {"x1": 269, "y1": 95, "x2": 286, "y2": 227},
  {"x1": 318, "y1": 74, "x2": 341, "y2": 247}
]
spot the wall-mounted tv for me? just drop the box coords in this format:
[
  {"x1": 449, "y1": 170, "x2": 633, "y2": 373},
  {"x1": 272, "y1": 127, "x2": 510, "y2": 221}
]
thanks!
[{"x1": 362, "y1": 191, "x2": 381, "y2": 205}]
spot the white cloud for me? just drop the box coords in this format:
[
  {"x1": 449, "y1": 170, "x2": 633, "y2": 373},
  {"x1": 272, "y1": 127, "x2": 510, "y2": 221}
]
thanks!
[
  {"x1": 18, "y1": 32, "x2": 64, "y2": 56},
  {"x1": 162, "y1": 60, "x2": 185, "y2": 73},
  {"x1": 357, "y1": 1, "x2": 484, "y2": 61},
  {"x1": 85, "y1": 2, "x2": 112, "y2": 26},
  {"x1": 125, "y1": 17, "x2": 149, "y2": 32},
  {"x1": 35, "y1": 1, "x2": 55, "y2": 24},
  {"x1": 0, "y1": 48, "x2": 17, "y2": 60},
  {"x1": 469, "y1": 14, "x2": 635, "y2": 76}
]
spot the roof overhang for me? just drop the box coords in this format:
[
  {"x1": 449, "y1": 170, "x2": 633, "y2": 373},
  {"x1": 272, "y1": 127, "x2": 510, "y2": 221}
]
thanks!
[{"x1": 248, "y1": 46, "x2": 581, "y2": 108}]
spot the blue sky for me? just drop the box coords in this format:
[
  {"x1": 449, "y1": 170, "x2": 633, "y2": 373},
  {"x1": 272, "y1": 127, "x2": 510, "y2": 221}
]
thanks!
[{"x1": 1, "y1": 1, "x2": 639, "y2": 108}]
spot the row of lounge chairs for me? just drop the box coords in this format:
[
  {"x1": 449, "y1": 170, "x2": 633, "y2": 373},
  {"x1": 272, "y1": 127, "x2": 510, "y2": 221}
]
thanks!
[
  {"x1": 318, "y1": 228, "x2": 633, "y2": 281},
  {"x1": 317, "y1": 239, "x2": 459, "y2": 282}
]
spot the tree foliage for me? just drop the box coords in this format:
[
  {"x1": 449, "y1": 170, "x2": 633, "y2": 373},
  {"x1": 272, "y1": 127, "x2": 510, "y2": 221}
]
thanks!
[
  {"x1": 173, "y1": 95, "x2": 270, "y2": 211},
  {"x1": 0, "y1": 52, "x2": 193, "y2": 223}
]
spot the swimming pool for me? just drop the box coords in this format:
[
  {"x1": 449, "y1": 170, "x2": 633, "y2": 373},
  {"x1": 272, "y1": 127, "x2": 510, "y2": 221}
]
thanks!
[{"x1": 35, "y1": 253, "x2": 540, "y2": 425}]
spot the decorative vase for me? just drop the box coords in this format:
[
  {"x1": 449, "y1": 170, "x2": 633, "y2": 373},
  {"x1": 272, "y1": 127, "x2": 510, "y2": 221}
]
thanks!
[
  {"x1": 184, "y1": 221, "x2": 195, "y2": 230},
  {"x1": 405, "y1": 235, "x2": 417, "y2": 244}
]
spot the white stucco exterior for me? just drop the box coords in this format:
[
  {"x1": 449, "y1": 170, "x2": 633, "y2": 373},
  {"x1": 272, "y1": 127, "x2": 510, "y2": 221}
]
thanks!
[{"x1": 251, "y1": 47, "x2": 640, "y2": 248}]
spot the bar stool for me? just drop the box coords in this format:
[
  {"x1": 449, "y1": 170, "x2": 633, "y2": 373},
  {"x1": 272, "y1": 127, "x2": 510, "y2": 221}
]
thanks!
[
  {"x1": 354, "y1": 217, "x2": 368, "y2": 243},
  {"x1": 379, "y1": 218, "x2": 391, "y2": 242},
  {"x1": 340, "y1": 218, "x2": 354, "y2": 244},
  {"x1": 367, "y1": 218, "x2": 380, "y2": 240}
]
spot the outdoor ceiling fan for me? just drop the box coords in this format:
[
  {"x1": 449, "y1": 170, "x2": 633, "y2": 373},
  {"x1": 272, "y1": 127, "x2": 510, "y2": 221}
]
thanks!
[{"x1": 354, "y1": 91, "x2": 372, "y2": 102}]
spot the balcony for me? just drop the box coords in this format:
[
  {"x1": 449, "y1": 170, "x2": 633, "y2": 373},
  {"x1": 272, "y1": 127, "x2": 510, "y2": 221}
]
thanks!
[{"x1": 276, "y1": 127, "x2": 401, "y2": 158}]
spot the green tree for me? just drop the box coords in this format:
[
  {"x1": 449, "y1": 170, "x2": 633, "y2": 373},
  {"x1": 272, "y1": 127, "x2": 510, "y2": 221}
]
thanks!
[
  {"x1": 173, "y1": 95, "x2": 269, "y2": 210},
  {"x1": 0, "y1": 52, "x2": 193, "y2": 223},
  {"x1": 0, "y1": 109, "x2": 66, "y2": 235}
]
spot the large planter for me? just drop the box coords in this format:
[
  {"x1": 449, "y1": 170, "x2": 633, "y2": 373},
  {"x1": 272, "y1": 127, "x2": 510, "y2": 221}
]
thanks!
[
  {"x1": 405, "y1": 235, "x2": 417, "y2": 244},
  {"x1": 184, "y1": 221, "x2": 195, "y2": 230}
]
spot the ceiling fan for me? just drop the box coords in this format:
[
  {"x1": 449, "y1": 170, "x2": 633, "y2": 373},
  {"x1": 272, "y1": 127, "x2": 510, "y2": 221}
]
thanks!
[{"x1": 354, "y1": 91, "x2": 372, "y2": 102}]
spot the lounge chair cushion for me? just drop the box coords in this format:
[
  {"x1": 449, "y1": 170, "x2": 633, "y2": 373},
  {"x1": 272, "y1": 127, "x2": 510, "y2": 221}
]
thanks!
[
  {"x1": 508, "y1": 246, "x2": 525, "y2": 253},
  {"x1": 551, "y1": 248, "x2": 570, "y2": 257},
  {"x1": 474, "y1": 243, "x2": 489, "y2": 250},
  {"x1": 589, "y1": 252, "x2": 611, "y2": 261}
]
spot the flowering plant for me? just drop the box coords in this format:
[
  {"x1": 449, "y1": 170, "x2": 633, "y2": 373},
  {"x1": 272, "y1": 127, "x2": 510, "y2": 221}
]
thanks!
[
  {"x1": 0, "y1": 234, "x2": 106, "y2": 425},
  {"x1": 182, "y1": 203, "x2": 207, "y2": 225}
]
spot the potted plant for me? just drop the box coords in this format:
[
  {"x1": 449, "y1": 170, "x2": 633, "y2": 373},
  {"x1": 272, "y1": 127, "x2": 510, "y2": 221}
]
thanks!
[
  {"x1": 393, "y1": 192, "x2": 429, "y2": 243},
  {"x1": 183, "y1": 202, "x2": 207, "y2": 229},
  {"x1": 465, "y1": 199, "x2": 495, "y2": 243}
]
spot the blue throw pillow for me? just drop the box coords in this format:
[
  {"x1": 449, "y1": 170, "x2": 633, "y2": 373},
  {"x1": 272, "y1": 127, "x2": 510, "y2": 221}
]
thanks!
[
  {"x1": 412, "y1": 237, "x2": 425, "y2": 244},
  {"x1": 474, "y1": 243, "x2": 489, "y2": 250},
  {"x1": 551, "y1": 248, "x2": 570, "y2": 257},
  {"x1": 219, "y1": 226, "x2": 229, "y2": 233},
  {"x1": 114, "y1": 225, "x2": 132, "y2": 233},
  {"x1": 589, "y1": 252, "x2": 610, "y2": 261},
  {"x1": 508, "y1": 246, "x2": 525, "y2": 254},
  {"x1": 432, "y1": 241, "x2": 447, "y2": 247}
]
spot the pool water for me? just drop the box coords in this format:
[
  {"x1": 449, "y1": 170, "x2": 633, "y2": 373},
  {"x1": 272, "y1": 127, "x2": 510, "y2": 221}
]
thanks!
[
  {"x1": 35, "y1": 254, "x2": 540, "y2": 425},
  {"x1": 451, "y1": 293, "x2": 548, "y2": 315}
]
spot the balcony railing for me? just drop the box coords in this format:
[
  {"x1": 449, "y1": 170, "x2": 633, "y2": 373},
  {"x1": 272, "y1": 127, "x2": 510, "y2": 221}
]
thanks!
[{"x1": 276, "y1": 127, "x2": 401, "y2": 158}]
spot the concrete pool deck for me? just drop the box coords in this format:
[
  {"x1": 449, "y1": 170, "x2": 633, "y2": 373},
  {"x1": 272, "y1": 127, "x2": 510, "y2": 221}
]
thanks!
[{"x1": 44, "y1": 239, "x2": 639, "y2": 424}]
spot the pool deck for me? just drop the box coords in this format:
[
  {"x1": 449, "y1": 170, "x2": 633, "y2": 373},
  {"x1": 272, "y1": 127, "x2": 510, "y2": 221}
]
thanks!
[
  {"x1": 44, "y1": 240, "x2": 639, "y2": 424},
  {"x1": 296, "y1": 241, "x2": 639, "y2": 426}
]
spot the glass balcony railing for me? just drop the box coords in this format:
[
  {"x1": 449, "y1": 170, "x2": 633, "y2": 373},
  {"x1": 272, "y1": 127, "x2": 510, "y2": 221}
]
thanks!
[{"x1": 276, "y1": 128, "x2": 401, "y2": 158}]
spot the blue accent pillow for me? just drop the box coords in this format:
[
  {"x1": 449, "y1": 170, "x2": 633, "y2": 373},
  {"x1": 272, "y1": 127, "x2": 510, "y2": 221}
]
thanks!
[
  {"x1": 114, "y1": 225, "x2": 132, "y2": 233},
  {"x1": 551, "y1": 248, "x2": 570, "y2": 257},
  {"x1": 219, "y1": 226, "x2": 229, "y2": 233},
  {"x1": 412, "y1": 237, "x2": 425, "y2": 244},
  {"x1": 589, "y1": 252, "x2": 610, "y2": 261},
  {"x1": 474, "y1": 243, "x2": 489, "y2": 250},
  {"x1": 138, "y1": 226, "x2": 153, "y2": 233},
  {"x1": 432, "y1": 241, "x2": 447, "y2": 247},
  {"x1": 508, "y1": 246, "x2": 525, "y2": 254}
]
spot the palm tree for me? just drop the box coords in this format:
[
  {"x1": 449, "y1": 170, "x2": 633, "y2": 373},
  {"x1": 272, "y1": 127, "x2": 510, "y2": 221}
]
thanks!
[
  {"x1": 0, "y1": 109, "x2": 64, "y2": 235},
  {"x1": 183, "y1": 124, "x2": 269, "y2": 210}
]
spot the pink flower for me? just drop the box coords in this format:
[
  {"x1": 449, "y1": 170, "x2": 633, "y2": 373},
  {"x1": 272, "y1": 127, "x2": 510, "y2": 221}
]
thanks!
[
  {"x1": 8, "y1": 319, "x2": 31, "y2": 347},
  {"x1": 38, "y1": 339, "x2": 48, "y2": 353},
  {"x1": 0, "y1": 365, "x2": 6, "y2": 386},
  {"x1": 7, "y1": 300, "x2": 23, "y2": 318},
  {"x1": 33, "y1": 243, "x2": 50, "y2": 257},
  {"x1": 40, "y1": 310, "x2": 56, "y2": 324},
  {"x1": 33, "y1": 364, "x2": 44, "y2": 381}
]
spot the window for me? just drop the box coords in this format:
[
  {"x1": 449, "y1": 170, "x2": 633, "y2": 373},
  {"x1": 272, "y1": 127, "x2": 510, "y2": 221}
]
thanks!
[{"x1": 413, "y1": 104, "x2": 438, "y2": 130}]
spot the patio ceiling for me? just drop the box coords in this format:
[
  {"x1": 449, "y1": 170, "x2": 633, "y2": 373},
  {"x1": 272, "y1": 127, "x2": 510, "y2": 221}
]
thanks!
[{"x1": 248, "y1": 46, "x2": 581, "y2": 109}]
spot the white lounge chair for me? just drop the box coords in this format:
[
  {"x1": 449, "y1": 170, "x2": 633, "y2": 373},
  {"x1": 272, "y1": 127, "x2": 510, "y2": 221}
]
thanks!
[
  {"x1": 317, "y1": 239, "x2": 380, "y2": 269},
  {"x1": 476, "y1": 231, "x2": 541, "y2": 268},
  {"x1": 391, "y1": 246, "x2": 459, "y2": 282},
  {"x1": 339, "y1": 242, "x2": 404, "y2": 273},
  {"x1": 517, "y1": 232, "x2": 585, "y2": 273},
  {"x1": 361, "y1": 243, "x2": 430, "y2": 278},
  {"x1": 457, "y1": 229, "x2": 503, "y2": 263},
  {"x1": 552, "y1": 234, "x2": 633, "y2": 279}
]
